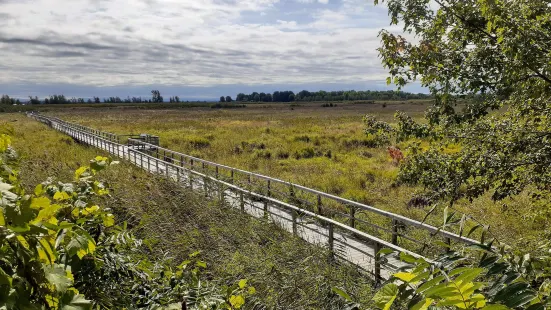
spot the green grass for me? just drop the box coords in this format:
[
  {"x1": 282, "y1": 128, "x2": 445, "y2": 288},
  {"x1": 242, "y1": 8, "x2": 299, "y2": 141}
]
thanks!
[
  {"x1": 36, "y1": 101, "x2": 548, "y2": 250},
  {"x1": 2, "y1": 114, "x2": 376, "y2": 309}
]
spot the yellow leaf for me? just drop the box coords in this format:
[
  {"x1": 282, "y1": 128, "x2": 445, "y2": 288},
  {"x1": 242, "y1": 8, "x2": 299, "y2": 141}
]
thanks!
[
  {"x1": 229, "y1": 295, "x2": 245, "y2": 309},
  {"x1": 34, "y1": 184, "x2": 44, "y2": 196},
  {"x1": 82, "y1": 205, "x2": 99, "y2": 215},
  {"x1": 17, "y1": 235, "x2": 29, "y2": 249},
  {"x1": 32, "y1": 204, "x2": 62, "y2": 224},
  {"x1": 394, "y1": 272, "x2": 416, "y2": 283},
  {"x1": 103, "y1": 214, "x2": 115, "y2": 227},
  {"x1": 248, "y1": 286, "x2": 256, "y2": 295},
  {"x1": 53, "y1": 191, "x2": 70, "y2": 201},
  {"x1": 239, "y1": 279, "x2": 247, "y2": 289},
  {"x1": 0, "y1": 208, "x2": 4, "y2": 226},
  {"x1": 30, "y1": 197, "x2": 51, "y2": 210},
  {"x1": 74, "y1": 166, "x2": 88, "y2": 179}
]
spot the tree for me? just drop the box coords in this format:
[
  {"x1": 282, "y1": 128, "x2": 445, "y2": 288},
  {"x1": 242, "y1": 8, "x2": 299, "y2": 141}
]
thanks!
[
  {"x1": 151, "y1": 90, "x2": 163, "y2": 103},
  {"x1": 220, "y1": 96, "x2": 226, "y2": 103},
  {"x1": 28, "y1": 96, "x2": 40, "y2": 104},
  {"x1": 225, "y1": 96, "x2": 232, "y2": 103},
  {"x1": 367, "y1": 0, "x2": 551, "y2": 210}
]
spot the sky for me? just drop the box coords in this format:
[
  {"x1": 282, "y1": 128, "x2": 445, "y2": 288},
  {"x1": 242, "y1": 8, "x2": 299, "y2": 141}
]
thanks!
[{"x1": 0, "y1": 0, "x2": 425, "y2": 100}]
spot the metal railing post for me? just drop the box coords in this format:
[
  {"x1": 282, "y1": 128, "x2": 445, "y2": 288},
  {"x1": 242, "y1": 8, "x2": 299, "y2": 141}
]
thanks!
[
  {"x1": 240, "y1": 191, "x2": 245, "y2": 212},
  {"x1": 292, "y1": 211, "x2": 298, "y2": 235},
  {"x1": 349, "y1": 206, "x2": 356, "y2": 229},
  {"x1": 392, "y1": 219, "x2": 399, "y2": 245},
  {"x1": 328, "y1": 223, "x2": 334, "y2": 260},
  {"x1": 374, "y1": 242, "x2": 381, "y2": 285},
  {"x1": 317, "y1": 194, "x2": 323, "y2": 215}
]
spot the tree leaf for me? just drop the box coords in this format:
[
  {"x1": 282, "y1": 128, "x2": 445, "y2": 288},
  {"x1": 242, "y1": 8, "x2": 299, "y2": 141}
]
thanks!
[
  {"x1": 332, "y1": 287, "x2": 352, "y2": 301},
  {"x1": 372, "y1": 284, "x2": 398, "y2": 310}
]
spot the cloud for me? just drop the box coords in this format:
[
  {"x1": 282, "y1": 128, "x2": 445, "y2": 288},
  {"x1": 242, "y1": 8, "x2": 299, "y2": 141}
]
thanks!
[{"x1": 0, "y1": 0, "x2": 410, "y2": 96}]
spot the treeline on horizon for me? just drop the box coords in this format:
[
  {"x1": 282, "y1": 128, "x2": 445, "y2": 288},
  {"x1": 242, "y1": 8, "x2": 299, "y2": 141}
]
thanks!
[
  {"x1": 223, "y1": 90, "x2": 432, "y2": 102},
  {"x1": 1, "y1": 89, "x2": 431, "y2": 105}
]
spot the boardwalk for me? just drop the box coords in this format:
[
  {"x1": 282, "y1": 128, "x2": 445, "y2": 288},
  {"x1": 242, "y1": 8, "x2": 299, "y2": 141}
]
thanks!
[{"x1": 28, "y1": 112, "x2": 481, "y2": 282}]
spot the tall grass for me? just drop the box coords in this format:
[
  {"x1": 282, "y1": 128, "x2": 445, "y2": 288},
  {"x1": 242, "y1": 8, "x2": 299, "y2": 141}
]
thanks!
[{"x1": 43, "y1": 102, "x2": 546, "y2": 250}]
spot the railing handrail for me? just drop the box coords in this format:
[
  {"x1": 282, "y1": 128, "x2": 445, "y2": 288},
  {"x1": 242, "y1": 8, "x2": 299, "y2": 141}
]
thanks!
[
  {"x1": 127, "y1": 138, "x2": 480, "y2": 246},
  {"x1": 128, "y1": 147, "x2": 427, "y2": 260}
]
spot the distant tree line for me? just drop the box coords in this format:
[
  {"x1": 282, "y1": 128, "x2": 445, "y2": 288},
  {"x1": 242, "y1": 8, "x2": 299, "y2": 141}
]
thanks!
[
  {"x1": 0, "y1": 95, "x2": 20, "y2": 105},
  {"x1": 229, "y1": 90, "x2": 431, "y2": 103}
]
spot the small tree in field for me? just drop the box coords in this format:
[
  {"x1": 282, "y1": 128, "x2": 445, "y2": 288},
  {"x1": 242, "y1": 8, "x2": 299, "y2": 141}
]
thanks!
[{"x1": 220, "y1": 96, "x2": 225, "y2": 103}]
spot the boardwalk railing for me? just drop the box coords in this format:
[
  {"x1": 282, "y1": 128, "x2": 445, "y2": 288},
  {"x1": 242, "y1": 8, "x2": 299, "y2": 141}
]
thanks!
[{"x1": 28, "y1": 112, "x2": 483, "y2": 282}]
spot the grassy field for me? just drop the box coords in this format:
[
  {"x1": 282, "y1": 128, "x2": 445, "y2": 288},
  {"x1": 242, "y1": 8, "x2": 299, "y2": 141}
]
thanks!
[
  {"x1": 1, "y1": 112, "x2": 377, "y2": 309},
  {"x1": 36, "y1": 101, "x2": 545, "y2": 250}
]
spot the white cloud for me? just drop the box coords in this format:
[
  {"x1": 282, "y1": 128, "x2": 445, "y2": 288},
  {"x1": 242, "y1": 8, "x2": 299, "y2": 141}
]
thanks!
[{"x1": 0, "y1": 0, "x2": 396, "y2": 89}]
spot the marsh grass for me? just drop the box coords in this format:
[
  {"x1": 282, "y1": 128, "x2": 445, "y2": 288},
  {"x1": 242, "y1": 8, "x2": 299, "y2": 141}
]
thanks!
[{"x1": 42, "y1": 102, "x2": 547, "y2": 250}]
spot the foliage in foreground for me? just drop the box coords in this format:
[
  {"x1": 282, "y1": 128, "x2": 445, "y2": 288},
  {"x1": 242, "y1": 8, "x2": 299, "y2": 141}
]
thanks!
[
  {"x1": 373, "y1": 244, "x2": 551, "y2": 310},
  {"x1": 365, "y1": 0, "x2": 551, "y2": 308},
  {"x1": 0, "y1": 134, "x2": 254, "y2": 309}
]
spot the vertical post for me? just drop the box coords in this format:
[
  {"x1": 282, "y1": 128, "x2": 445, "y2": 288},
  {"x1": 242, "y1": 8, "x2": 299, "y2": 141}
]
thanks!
[
  {"x1": 374, "y1": 242, "x2": 381, "y2": 285},
  {"x1": 189, "y1": 160, "x2": 194, "y2": 188},
  {"x1": 230, "y1": 170, "x2": 234, "y2": 184},
  {"x1": 328, "y1": 222, "x2": 334, "y2": 260},
  {"x1": 156, "y1": 158, "x2": 159, "y2": 174},
  {"x1": 215, "y1": 166, "x2": 219, "y2": 179},
  {"x1": 180, "y1": 155, "x2": 184, "y2": 167},
  {"x1": 203, "y1": 176, "x2": 208, "y2": 197},
  {"x1": 292, "y1": 211, "x2": 298, "y2": 235},
  {"x1": 349, "y1": 206, "x2": 356, "y2": 229},
  {"x1": 263, "y1": 199, "x2": 268, "y2": 219},
  {"x1": 176, "y1": 168, "x2": 180, "y2": 182},
  {"x1": 147, "y1": 155, "x2": 151, "y2": 172},
  {"x1": 240, "y1": 191, "x2": 245, "y2": 212},
  {"x1": 267, "y1": 180, "x2": 271, "y2": 197},
  {"x1": 317, "y1": 194, "x2": 323, "y2": 215},
  {"x1": 392, "y1": 219, "x2": 398, "y2": 245},
  {"x1": 445, "y1": 237, "x2": 451, "y2": 253}
]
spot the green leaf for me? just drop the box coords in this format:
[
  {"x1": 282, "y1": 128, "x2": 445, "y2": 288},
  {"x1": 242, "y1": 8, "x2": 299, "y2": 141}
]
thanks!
[
  {"x1": 373, "y1": 284, "x2": 398, "y2": 310},
  {"x1": 503, "y1": 291, "x2": 538, "y2": 308},
  {"x1": 195, "y1": 260, "x2": 207, "y2": 268},
  {"x1": 0, "y1": 266, "x2": 12, "y2": 287},
  {"x1": 332, "y1": 287, "x2": 352, "y2": 302},
  {"x1": 60, "y1": 290, "x2": 92, "y2": 310},
  {"x1": 44, "y1": 265, "x2": 73, "y2": 293},
  {"x1": 399, "y1": 252, "x2": 418, "y2": 264},
  {"x1": 416, "y1": 275, "x2": 445, "y2": 294},
  {"x1": 482, "y1": 305, "x2": 511, "y2": 310},
  {"x1": 411, "y1": 298, "x2": 433, "y2": 310}
]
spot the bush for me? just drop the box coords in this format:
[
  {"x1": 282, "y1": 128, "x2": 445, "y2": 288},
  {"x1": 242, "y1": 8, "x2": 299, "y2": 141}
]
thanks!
[
  {"x1": 0, "y1": 135, "x2": 254, "y2": 309},
  {"x1": 341, "y1": 137, "x2": 378, "y2": 149},
  {"x1": 186, "y1": 136, "x2": 211, "y2": 149},
  {"x1": 293, "y1": 147, "x2": 316, "y2": 159}
]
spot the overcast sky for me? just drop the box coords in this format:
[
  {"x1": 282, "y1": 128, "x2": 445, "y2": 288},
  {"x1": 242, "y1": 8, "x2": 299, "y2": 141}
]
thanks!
[{"x1": 0, "y1": 0, "x2": 424, "y2": 100}]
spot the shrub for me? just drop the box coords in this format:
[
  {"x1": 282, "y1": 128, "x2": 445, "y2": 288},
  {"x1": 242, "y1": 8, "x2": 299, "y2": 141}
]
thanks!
[
  {"x1": 276, "y1": 149, "x2": 290, "y2": 159},
  {"x1": 186, "y1": 136, "x2": 210, "y2": 149},
  {"x1": 341, "y1": 137, "x2": 378, "y2": 149},
  {"x1": 0, "y1": 134, "x2": 254, "y2": 309},
  {"x1": 293, "y1": 147, "x2": 316, "y2": 159}
]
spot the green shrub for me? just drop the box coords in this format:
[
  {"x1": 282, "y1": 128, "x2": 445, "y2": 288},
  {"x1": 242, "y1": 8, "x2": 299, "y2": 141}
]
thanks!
[
  {"x1": 186, "y1": 136, "x2": 210, "y2": 149},
  {"x1": 0, "y1": 135, "x2": 254, "y2": 309}
]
